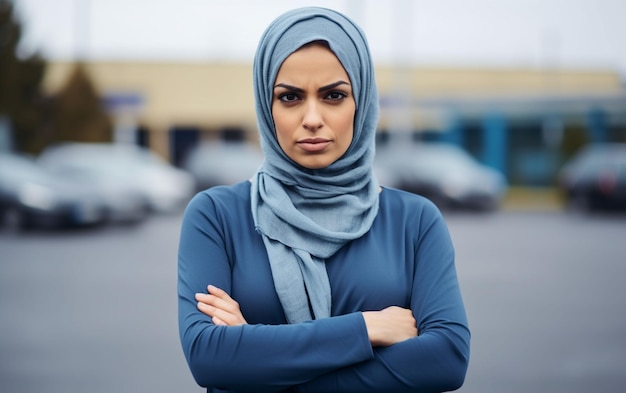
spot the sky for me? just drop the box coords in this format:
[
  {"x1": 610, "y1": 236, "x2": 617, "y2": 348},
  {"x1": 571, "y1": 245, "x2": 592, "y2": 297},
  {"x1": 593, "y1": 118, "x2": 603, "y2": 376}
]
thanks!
[{"x1": 11, "y1": 0, "x2": 626, "y2": 76}]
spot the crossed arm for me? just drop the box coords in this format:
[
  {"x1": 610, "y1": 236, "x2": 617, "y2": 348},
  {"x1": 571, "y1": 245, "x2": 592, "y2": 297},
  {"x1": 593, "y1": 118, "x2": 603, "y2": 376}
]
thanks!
[{"x1": 196, "y1": 285, "x2": 418, "y2": 347}]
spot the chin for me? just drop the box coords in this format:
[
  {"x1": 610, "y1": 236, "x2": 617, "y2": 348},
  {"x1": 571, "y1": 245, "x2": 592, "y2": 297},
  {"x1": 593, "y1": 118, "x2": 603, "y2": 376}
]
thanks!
[{"x1": 296, "y1": 157, "x2": 334, "y2": 170}]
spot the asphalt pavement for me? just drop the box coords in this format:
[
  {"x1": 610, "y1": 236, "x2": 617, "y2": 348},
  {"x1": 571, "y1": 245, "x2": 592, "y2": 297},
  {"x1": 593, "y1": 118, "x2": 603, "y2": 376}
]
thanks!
[
  {"x1": 1, "y1": 206, "x2": 625, "y2": 393},
  {"x1": 447, "y1": 210, "x2": 626, "y2": 392}
]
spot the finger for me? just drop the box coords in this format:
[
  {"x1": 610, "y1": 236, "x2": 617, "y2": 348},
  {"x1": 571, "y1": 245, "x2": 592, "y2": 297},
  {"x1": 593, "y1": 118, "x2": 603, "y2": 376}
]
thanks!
[
  {"x1": 195, "y1": 287, "x2": 247, "y2": 326},
  {"x1": 207, "y1": 285, "x2": 235, "y2": 302},
  {"x1": 207, "y1": 284, "x2": 227, "y2": 296},
  {"x1": 196, "y1": 300, "x2": 229, "y2": 320},
  {"x1": 196, "y1": 300, "x2": 217, "y2": 316},
  {"x1": 196, "y1": 295, "x2": 244, "y2": 322},
  {"x1": 197, "y1": 301, "x2": 241, "y2": 326},
  {"x1": 196, "y1": 292, "x2": 218, "y2": 303},
  {"x1": 195, "y1": 285, "x2": 231, "y2": 302},
  {"x1": 204, "y1": 286, "x2": 240, "y2": 310},
  {"x1": 196, "y1": 292, "x2": 240, "y2": 314}
]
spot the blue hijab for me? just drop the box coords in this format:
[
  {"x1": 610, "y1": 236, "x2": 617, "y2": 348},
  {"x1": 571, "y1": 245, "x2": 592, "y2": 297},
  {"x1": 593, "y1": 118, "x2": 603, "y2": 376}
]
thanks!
[{"x1": 250, "y1": 7, "x2": 380, "y2": 323}]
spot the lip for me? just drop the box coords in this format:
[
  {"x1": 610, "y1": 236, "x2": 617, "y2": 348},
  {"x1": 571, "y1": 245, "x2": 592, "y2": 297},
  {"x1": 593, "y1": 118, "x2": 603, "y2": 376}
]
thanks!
[{"x1": 296, "y1": 138, "x2": 331, "y2": 153}]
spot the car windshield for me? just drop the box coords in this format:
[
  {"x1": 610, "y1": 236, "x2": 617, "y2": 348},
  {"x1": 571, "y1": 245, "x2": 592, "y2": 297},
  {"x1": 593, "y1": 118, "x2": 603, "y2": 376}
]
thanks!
[
  {"x1": 40, "y1": 144, "x2": 168, "y2": 176},
  {"x1": 415, "y1": 146, "x2": 476, "y2": 169},
  {"x1": 377, "y1": 143, "x2": 478, "y2": 173},
  {"x1": 573, "y1": 145, "x2": 626, "y2": 173}
]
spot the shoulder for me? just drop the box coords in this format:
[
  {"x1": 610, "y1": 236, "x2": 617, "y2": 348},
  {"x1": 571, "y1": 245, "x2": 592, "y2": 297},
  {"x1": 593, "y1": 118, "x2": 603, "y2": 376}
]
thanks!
[
  {"x1": 379, "y1": 186, "x2": 441, "y2": 220},
  {"x1": 183, "y1": 181, "x2": 252, "y2": 224},
  {"x1": 187, "y1": 181, "x2": 251, "y2": 209},
  {"x1": 377, "y1": 186, "x2": 449, "y2": 236},
  {"x1": 376, "y1": 187, "x2": 454, "y2": 253}
]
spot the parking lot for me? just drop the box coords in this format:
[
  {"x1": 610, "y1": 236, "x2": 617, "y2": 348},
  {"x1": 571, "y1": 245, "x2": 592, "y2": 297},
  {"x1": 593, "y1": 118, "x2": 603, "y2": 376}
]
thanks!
[{"x1": 1, "y1": 207, "x2": 625, "y2": 393}]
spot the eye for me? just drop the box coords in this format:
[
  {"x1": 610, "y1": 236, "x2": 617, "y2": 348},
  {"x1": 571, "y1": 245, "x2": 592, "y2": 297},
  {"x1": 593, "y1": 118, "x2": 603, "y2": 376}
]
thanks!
[
  {"x1": 278, "y1": 92, "x2": 300, "y2": 103},
  {"x1": 324, "y1": 91, "x2": 349, "y2": 102}
]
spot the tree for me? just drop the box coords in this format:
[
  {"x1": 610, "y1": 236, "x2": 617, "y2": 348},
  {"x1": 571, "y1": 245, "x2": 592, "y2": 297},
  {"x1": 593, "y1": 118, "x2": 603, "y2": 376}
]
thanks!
[
  {"x1": 51, "y1": 62, "x2": 112, "y2": 143},
  {"x1": 0, "y1": 0, "x2": 112, "y2": 154},
  {"x1": 0, "y1": 0, "x2": 48, "y2": 153}
]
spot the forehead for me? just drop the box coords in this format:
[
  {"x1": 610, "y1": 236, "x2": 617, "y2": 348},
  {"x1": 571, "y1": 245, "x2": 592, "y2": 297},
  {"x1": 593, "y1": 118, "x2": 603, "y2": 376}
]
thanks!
[{"x1": 275, "y1": 44, "x2": 349, "y2": 81}]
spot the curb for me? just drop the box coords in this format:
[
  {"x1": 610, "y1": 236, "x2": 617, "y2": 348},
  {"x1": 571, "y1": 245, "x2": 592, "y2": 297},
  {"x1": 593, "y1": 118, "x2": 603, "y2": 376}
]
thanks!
[{"x1": 501, "y1": 187, "x2": 563, "y2": 212}]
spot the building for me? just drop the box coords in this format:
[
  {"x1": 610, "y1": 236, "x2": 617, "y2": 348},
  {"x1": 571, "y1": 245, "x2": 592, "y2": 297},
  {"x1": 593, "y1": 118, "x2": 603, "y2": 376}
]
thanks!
[{"x1": 42, "y1": 61, "x2": 626, "y2": 186}]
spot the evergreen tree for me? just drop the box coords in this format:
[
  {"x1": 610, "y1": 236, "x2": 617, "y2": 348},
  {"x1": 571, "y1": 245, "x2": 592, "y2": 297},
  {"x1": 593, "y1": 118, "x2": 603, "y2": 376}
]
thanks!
[
  {"x1": 0, "y1": 0, "x2": 48, "y2": 153},
  {"x1": 0, "y1": 0, "x2": 112, "y2": 154},
  {"x1": 52, "y1": 62, "x2": 112, "y2": 143}
]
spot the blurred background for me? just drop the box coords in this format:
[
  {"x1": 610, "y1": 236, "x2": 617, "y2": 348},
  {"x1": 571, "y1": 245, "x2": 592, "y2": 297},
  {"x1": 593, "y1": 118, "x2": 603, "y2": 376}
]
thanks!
[{"x1": 1, "y1": 0, "x2": 625, "y2": 392}]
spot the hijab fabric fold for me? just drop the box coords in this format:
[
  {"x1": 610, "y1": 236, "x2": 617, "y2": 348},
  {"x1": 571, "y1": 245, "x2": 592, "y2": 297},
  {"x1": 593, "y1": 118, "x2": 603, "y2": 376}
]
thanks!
[{"x1": 250, "y1": 7, "x2": 380, "y2": 324}]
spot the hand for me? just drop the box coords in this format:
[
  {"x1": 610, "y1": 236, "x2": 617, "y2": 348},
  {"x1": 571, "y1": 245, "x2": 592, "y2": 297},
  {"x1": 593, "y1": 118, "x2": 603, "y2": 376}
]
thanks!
[
  {"x1": 195, "y1": 285, "x2": 248, "y2": 326},
  {"x1": 362, "y1": 306, "x2": 417, "y2": 347}
]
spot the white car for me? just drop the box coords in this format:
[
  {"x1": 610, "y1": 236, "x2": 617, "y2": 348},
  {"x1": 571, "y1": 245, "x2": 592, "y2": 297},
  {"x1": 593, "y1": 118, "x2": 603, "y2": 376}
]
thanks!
[
  {"x1": 182, "y1": 141, "x2": 264, "y2": 191},
  {"x1": 375, "y1": 142, "x2": 508, "y2": 211},
  {"x1": 0, "y1": 153, "x2": 106, "y2": 230},
  {"x1": 39, "y1": 143, "x2": 196, "y2": 215}
]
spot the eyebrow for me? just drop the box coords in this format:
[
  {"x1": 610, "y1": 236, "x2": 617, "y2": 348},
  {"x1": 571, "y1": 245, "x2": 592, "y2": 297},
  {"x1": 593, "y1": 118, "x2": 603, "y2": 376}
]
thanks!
[{"x1": 273, "y1": 80, "x2": 351, "y2": 93}]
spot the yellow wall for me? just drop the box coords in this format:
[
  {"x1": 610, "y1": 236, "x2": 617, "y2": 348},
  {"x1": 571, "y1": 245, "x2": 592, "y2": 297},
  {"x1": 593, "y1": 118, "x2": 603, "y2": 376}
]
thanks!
[{"x1": 43, "y1": 61, "x2": 624, "y2": 156}]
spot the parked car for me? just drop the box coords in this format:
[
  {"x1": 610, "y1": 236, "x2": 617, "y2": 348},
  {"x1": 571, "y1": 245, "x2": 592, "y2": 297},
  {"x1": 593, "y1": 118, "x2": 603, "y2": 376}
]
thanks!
[
  {"x1": 557, "y1": 143, "x2": 626, "y2": 211},
  {"x1": 182, "y1": 141, "x2": 265, "y2": 191},
  {"x1": 43, "y1": 162, "x2": 149, "y2": 225},
  {"x1": 38, "y1": 143, "x2": 196, "y2": 214},
  {"x1": 374, "y1": 142, "x2": 508, "y2": 211},
  {"x1": 0, "y1": 153, "x2": 106, "y2": 230}
]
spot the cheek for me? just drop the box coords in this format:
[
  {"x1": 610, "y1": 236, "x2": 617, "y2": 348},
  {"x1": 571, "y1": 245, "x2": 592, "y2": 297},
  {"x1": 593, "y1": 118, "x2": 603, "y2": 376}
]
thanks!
[
  {"x1": 337, "y1": 108, "x2": 356, "y2": 147},
  {"x1": 272, "y1": 108, "x2": 292, "y2": 150},
  {"x1": 275, "y1": 128, "x2": 289, "y2": 153},
  {"x1": 341, "y1": 127, "x2": 355, "y2": 151}
]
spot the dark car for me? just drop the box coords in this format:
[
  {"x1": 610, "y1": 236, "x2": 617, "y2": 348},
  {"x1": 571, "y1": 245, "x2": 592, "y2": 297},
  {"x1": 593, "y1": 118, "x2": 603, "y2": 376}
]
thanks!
[
  {"x1": 0, "y1": 153, "x2": 106, "y2": 230},
  {"x1": 557, "y1": 143, "x2": 626, "y2": 211},
  {"x1": 182, "y1": 141, "x2": 265, "y2": 191},
  {"x1": 374, "y1": 142, "x2": 508, "y2": 211}
]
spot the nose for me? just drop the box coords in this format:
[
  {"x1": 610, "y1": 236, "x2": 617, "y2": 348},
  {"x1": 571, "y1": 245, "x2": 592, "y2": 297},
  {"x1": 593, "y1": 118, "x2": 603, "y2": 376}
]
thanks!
[{"x1": 302, "y1": 101, "x2": 323, "y2": 131}]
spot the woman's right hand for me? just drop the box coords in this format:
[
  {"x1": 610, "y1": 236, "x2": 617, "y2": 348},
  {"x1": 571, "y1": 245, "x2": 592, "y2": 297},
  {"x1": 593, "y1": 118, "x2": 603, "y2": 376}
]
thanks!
[{"x1": 362, "y1": 306, "x2": 417, "y2": 347}]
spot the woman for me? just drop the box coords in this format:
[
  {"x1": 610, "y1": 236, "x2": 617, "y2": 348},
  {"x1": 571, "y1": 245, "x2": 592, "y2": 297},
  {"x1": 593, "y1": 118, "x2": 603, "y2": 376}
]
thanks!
[{"x1": 178, "y1": 6, "x2": 470, "y2": 392}]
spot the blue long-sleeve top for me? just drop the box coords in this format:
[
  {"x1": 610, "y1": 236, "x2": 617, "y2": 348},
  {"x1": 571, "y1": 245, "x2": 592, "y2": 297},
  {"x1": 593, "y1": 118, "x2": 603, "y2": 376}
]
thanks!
[{"x1": 178, "y1": 181, "x2": 470, "y2": 393}]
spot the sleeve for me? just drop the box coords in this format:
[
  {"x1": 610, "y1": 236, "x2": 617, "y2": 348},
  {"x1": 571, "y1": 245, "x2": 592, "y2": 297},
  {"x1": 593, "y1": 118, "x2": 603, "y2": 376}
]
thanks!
[
  {"x1": 297, "y1": 204, "x2": 470, "y2": 393},
  {"x1": 177, "y1": 192, "x2": 375, "y2": 392}
]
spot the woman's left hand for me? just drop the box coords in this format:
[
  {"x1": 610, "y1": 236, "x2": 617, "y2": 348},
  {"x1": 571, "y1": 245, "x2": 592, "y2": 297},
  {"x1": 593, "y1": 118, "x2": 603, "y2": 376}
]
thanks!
[{"x1": 195, "y1": 285, "x2": 248, "y2": 326}]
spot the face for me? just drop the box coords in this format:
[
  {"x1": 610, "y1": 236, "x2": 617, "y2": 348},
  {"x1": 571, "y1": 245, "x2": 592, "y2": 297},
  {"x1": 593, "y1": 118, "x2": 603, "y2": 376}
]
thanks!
[{"x1": 272, "y1": 43, "x2": 355, "y2": 169}]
